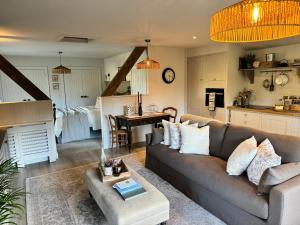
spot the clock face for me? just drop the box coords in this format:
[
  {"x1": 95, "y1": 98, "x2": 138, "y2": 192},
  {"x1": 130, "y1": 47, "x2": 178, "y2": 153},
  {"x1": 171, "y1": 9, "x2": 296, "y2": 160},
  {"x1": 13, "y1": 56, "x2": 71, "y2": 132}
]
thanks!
[{"x1": 162, "y1": 68, "x2": 175, "y2": 84}]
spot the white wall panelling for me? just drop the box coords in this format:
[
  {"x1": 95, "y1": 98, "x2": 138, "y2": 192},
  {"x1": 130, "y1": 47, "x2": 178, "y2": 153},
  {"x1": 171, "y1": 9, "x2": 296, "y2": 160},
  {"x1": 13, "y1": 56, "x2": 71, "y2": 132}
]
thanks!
[
  {"x1": 103, "y1": 51, "x2": 148, "y2": 95},
  {"x1": 0, "y1": 67, "x2": 50, "y2": 102},
  {"x1": 62, "y1": 67, "x2": 101, "y2": 108}
]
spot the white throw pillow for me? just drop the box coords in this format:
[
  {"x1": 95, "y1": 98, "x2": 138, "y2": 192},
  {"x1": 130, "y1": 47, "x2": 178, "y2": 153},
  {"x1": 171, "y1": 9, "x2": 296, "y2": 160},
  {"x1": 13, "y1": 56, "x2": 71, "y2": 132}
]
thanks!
[
  {"x1": 161, "y1": 120, "x2": 171, "y2": 145},
  {"x1": 247, "y1": 139, "x2": 281, "y2": 185},
  {"x1": 169, "y1": 120, "x2": 189, "y2": 149},
  {"x1": 179, "y1": 125, "x2": 210, "y2": 155},
  {"x1": 226, "y1": 136, "x2": 258, "y2": 176}
]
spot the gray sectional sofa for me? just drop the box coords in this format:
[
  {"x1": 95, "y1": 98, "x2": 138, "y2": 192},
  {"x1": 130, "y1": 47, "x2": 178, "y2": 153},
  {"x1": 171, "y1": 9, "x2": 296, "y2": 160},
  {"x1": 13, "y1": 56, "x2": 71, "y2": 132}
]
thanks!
[{"x1": 145, "y1": 115, "x2": 300, "y2": 225}]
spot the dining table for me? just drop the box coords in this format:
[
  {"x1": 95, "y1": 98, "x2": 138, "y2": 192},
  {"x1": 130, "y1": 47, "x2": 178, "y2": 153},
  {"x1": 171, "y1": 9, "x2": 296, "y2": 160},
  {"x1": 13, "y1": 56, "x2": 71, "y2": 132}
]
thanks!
[{"x1": 116, "y1": 112, "x2": 170, "y2": 149}]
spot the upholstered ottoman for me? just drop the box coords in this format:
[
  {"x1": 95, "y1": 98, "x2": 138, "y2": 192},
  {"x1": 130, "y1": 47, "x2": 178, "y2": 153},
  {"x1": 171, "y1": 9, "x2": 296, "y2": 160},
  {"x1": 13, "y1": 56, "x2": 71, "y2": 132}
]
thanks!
[{"x1": 85, "y1": 167, "x2": 169, "y2": 225}]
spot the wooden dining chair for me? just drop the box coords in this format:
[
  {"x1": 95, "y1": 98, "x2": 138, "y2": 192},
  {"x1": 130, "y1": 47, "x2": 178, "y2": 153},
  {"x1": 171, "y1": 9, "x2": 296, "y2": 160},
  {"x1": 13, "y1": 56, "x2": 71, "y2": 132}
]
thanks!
[
  {"x1": 108, "y1": 114, "x2": 128, "y2": 148},
  {"x1": 162, "y1": 107, "x2": 178, "y2": 123}
]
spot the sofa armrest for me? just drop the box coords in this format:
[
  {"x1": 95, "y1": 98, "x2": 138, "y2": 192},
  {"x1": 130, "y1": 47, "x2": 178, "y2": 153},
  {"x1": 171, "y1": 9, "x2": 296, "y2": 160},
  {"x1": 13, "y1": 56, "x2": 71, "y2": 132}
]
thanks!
[
  {"x1": 268, "y1": 175, "x2": 300, "y2": 225},
  {"x1": 145, "y1": 133, "x2": 152, "y2": 146}
]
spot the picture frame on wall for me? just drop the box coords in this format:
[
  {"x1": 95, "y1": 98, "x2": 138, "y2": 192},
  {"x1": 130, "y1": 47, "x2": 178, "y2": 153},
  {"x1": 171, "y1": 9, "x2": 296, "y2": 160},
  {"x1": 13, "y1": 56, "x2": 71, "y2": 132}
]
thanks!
[
  {"x1": 53, "y1": 83, "x2": 59, "y2": 90},
  {"x1": 52, "y1": 75, "x2": 59, "y2": 82}
]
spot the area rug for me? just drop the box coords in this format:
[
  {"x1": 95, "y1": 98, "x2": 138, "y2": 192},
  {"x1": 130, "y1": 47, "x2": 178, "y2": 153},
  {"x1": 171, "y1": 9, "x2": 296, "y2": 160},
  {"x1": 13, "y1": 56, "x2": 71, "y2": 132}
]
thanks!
[{"x1": 26, "y1": 151, "x2": 226, "y2": 225}]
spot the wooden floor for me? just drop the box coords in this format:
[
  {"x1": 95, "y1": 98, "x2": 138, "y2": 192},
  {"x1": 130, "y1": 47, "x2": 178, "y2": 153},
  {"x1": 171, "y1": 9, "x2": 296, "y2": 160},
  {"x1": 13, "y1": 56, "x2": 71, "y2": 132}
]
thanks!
[{"x1": 16, "y1": 138, "x2": 146, "y2": 225}]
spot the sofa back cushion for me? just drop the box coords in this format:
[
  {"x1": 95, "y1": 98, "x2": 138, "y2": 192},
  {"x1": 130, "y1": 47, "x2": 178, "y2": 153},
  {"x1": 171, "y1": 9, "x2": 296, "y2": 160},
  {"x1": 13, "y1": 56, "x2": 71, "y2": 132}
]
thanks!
[
  {"x1": 208, "y1": 121, "x2": 228, "y2": 158},
  {"x1": 221, "y1": 124, "x2": 300, "y2": 163},
  {"x1": 180, "y1": 114, "x2": 218, "y2": 127}
]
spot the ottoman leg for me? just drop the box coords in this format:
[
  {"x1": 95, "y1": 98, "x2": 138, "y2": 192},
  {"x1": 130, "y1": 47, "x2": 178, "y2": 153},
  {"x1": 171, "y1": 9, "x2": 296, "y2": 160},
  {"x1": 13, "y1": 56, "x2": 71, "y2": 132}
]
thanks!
[{"x1": 160, "y1": 222, "x2": 167, "y2": 225}]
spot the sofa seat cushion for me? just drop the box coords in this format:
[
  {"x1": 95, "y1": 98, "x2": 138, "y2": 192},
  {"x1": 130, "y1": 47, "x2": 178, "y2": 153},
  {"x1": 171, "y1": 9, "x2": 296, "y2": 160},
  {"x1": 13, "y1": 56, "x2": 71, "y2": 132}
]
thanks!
[{"x1": 147, "y1": 144, "x2": 269, "y2": 219}]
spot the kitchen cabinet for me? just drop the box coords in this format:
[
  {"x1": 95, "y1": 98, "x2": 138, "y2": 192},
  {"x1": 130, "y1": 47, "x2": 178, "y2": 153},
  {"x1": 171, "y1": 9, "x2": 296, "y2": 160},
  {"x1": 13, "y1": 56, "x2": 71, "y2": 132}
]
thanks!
[
  {"x1": 261, "y1": 114, "x2": 298, "y2": 136},
  {"x1": 230, "y1": 110, "x2": 262, "y2": 129},
  {"x1": 229, "y1": 109, "x2": 300, "y2": 137},
  {"x1": 204, "y1": 53, "x2": 226, "y2": 81}
]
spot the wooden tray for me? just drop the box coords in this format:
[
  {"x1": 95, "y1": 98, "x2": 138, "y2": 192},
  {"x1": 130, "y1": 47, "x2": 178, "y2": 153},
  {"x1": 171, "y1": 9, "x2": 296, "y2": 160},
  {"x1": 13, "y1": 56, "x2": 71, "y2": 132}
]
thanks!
[
  {"x1": 98, "y1": 160, "x2": 130, "y2": 183},
  {"x1": 290, "y1": 104, "x2": 300, "y2": 112}
]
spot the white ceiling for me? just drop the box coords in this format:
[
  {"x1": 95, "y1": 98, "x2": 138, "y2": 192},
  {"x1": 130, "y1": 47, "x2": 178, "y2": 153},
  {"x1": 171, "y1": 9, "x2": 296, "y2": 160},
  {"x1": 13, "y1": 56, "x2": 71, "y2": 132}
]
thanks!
[{"x1": 1, "y1": 0, "x2": 300, "y2": 58}]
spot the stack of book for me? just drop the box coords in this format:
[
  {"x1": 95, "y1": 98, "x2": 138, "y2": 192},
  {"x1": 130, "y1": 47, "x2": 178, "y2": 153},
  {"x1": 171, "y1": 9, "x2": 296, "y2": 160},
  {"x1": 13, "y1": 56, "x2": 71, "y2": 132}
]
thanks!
[{"x1": 113, "y1": 178, "x2": 146, "y2": 200}]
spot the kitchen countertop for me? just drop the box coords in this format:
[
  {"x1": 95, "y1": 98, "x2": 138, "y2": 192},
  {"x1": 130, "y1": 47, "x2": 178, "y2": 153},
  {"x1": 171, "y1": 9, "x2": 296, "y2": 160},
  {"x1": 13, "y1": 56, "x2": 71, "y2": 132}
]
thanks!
[{"x1": 228, "y1": 106, "x2": 300, "y2": 117}]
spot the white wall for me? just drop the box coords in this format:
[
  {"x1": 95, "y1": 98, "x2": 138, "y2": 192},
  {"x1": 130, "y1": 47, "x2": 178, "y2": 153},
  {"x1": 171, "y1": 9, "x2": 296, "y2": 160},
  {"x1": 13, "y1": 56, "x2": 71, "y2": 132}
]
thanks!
[
  {"x1": 101, "y1": 46, "x2": 186, "y2": 149},
  {"x1": 1, "y1": 55, "x2": 103, "y2": 108},
  {"x1": 246, "y1": 44, "x2": 300, "y2": 106}
]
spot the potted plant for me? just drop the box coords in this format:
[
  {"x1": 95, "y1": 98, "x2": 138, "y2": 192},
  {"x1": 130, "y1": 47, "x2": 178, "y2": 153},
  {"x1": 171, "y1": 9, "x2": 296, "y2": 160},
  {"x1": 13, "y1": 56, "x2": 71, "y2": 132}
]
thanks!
[
  {"x1": 245, "y1": 53, "x2": 256, "y2": 69},
  {"x1": 0, "y1": 158, "x2": 24, "y2": 224},
  {"x1": 103, "y1": 160, "x2": 113, "y2": 176}
]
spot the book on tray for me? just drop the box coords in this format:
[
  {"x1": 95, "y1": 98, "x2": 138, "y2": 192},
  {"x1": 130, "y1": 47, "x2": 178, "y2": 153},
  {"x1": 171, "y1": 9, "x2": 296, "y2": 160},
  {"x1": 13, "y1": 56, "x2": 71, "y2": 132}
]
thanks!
[{"x1": 113, "y1": 178, "x2": 146, "y2": 200}]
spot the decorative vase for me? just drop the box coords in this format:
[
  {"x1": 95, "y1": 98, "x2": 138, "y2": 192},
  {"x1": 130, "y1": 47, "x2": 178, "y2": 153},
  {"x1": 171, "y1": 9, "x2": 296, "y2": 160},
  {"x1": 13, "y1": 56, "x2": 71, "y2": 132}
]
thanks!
[
  {"x1": 137, "y1": 92, "x2": 143, "y2": 116},
  {"x1": 138, "y1": 103, "x2": 143, "y2": 116},
  {"x1": 99, "y1": 147, "x2": 106, "y2": 168}
]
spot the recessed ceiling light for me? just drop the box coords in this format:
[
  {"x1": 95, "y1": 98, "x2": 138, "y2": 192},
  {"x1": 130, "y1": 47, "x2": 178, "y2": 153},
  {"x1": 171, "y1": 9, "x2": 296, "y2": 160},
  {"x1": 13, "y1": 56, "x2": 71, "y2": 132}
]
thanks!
[{"x1": 192, "y1": 36, "x2": 197, "y2": 40}]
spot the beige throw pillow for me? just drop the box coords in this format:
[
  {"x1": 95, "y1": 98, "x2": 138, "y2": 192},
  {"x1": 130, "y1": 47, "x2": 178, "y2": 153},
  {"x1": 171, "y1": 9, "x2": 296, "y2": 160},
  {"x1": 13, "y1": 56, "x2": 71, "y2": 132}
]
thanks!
[
  {"x1": 247, "y1": 139, "x2": 281, "y2": 185},
  {"x1": 226, "y1": 136, "x2": 258, "y2": 176}
]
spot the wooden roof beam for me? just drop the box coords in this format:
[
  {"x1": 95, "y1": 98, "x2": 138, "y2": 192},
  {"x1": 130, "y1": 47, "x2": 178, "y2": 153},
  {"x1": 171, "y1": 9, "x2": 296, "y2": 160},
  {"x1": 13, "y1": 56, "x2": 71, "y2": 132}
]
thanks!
[
  {"x1": 0, "y1": 55, "x2": 50, "y2": 100},
  {"x1": 101, "y1": 46, "x2": 146, "y2": 97}
]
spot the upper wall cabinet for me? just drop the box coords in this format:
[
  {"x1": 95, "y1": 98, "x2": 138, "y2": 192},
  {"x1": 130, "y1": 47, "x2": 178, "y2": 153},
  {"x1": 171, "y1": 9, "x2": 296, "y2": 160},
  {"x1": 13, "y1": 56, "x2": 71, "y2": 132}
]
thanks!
[{"x1": 203, "y1": 53, "x2": 227, "y2": 82}]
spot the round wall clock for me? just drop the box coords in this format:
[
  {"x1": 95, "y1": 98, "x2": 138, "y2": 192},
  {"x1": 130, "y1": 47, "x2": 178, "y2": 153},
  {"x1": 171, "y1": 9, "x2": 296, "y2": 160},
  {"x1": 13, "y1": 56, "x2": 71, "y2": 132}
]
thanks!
[{"x1": 162, "y1": 68, "x2": 175, "y2": 84}]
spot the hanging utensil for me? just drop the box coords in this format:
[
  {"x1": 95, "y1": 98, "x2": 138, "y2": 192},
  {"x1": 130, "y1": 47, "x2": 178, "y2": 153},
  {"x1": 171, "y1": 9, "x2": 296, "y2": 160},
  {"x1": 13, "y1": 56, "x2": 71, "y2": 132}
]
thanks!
[
  {"x1": 269, "y1": 73, "x2": 274, "y2": 91},
  {"x1": 262, "y1": 79, "x2": 270, "y2": 89}
]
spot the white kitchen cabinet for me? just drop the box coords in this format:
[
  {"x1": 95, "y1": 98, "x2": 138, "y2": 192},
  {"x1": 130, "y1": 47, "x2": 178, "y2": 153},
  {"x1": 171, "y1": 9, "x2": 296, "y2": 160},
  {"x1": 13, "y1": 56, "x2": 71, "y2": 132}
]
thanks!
[
  {"x1": 203, "y1": 53, "x2": 226, "y2": 82},
  {"x1": 230, "y1": 110, "x2": 262, "y2": 129},
  {"x1": 261, "y1": 114, "x2": 298, "y2": 136}
]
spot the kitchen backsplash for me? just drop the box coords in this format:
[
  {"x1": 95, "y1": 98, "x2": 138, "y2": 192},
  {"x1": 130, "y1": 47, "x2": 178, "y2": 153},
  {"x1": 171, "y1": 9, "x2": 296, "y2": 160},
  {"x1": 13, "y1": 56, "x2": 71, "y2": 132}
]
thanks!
[{"x1": 246, "y1": 71, "x2": 300, "y2": 106}]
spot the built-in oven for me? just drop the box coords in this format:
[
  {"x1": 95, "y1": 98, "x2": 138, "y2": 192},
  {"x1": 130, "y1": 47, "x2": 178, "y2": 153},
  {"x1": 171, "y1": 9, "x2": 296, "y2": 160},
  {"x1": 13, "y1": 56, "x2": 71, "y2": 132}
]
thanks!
[{"x1": 205, "y1": 88, "x2": 225, "y2": 108}]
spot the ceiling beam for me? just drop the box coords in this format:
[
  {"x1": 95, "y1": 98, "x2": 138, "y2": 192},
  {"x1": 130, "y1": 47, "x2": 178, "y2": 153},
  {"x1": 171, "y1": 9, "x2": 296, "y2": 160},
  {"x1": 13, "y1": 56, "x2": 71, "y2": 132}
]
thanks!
[
  {"x1": 0, "y1": 55, "x2": 50, "y2": 100},
  {"x1": 101, "y1": 46, "x2": 146, "y2": 97}
]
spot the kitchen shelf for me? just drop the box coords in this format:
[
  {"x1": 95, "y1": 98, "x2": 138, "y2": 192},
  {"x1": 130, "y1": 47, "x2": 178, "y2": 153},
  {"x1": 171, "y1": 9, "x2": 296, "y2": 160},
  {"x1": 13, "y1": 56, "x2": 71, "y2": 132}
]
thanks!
[{"x1": 239, "y1": 66, "x2": 300, "y2": 84}]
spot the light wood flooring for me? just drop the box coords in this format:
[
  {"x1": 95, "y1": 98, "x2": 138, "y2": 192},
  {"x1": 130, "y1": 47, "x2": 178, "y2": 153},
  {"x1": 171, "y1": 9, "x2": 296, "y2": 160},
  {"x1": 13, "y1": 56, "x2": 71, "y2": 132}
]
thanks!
[{"x1": 16, "y1": 138, "x2": 146, "y2": 225}]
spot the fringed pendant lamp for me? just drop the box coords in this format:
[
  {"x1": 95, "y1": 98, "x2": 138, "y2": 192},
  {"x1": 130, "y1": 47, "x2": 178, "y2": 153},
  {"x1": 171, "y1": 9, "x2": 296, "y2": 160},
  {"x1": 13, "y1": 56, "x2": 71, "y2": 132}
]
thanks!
[
  {"x1": 136, "y1": 39, "x2": 160, "y2": 69},
  {"x1": 210, "y1": 0, "x2": 300, "y2": 43},
  {"x1": 52, "y1": 51, "x2": 71, "y2": 108},
  {"x1": 52, "y1": 51, "x2": 71, "y2": 74}
]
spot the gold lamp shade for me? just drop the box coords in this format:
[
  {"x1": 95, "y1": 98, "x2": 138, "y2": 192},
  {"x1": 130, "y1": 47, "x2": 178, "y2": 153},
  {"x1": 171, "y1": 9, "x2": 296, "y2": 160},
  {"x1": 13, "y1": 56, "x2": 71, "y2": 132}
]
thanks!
[
  {"x1": 52, "y1": 65, "x2": 71, "y2": 74},
  {"x1": 210, "y1": 0, "x2": 300, "y2": 43},
  {"x1": 136, "y1": 59, "x2": 160, "y2": 69},
  {"x1": 136, "y1": 39, "x2": 160, "y2": 69},
  {"x1": 52, "y1": 51, "x2": 72, "y2": 74}
]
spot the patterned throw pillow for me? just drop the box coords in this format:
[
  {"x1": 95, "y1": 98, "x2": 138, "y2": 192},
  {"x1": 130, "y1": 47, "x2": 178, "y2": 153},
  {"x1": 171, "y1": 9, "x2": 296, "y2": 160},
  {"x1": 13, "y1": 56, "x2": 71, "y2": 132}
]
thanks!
[
  {"x1": 247, "y1": 139, "x2": 281, "y2": 185},
  {"x1": 161, "y1": 120, "x2": 171, "y2": 145},
  {"x1": 169, "y1": 120, "x2": 189, "y2": 149}
]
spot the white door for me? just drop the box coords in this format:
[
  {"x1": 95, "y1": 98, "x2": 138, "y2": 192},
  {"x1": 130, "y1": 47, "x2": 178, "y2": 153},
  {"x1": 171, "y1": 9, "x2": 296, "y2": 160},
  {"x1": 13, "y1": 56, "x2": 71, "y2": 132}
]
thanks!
[
  {"x1": 0, "y1": 67, "x2": 50, "y2": 102},
  {"x1": 187, "y1": 56, "x2": 205, "y2": 115},
  {"x1": 63, "y1": 68, "x2": 101, "y2": 107}
]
